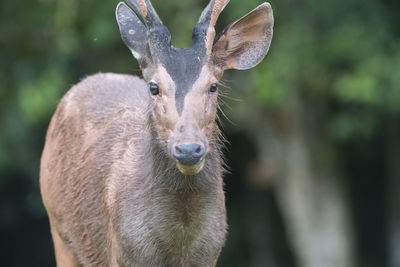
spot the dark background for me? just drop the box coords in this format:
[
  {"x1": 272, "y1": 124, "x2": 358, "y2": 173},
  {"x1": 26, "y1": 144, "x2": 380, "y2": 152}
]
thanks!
[{"x1": 1, "y1": 0, "x2": 400, "y2": 266}]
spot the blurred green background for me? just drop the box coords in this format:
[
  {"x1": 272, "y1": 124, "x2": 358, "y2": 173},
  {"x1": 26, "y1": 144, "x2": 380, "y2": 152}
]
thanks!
[{"x1": 1, "y1": 0, "x2": 400, "y2": 266}]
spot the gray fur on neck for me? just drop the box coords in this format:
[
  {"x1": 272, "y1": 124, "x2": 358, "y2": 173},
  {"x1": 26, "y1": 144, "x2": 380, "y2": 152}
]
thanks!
[{"x1": 114, "y1": 102, "x2": 227, "y2": 267}]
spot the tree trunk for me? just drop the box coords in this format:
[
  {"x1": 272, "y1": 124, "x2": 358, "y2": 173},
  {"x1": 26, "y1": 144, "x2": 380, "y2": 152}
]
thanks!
[
  {"x1": 273, "y1": 92, "x2": 355, "y2": 267},
  {"x1": 276, "y1": 134, "x2": 354, "y2": 267},
  {"x1": 244, "y1": 91, "x2": 356, "y2": 267},
  {"x1": 387, "y1": 121, "x2": 400, "y2": 267}
]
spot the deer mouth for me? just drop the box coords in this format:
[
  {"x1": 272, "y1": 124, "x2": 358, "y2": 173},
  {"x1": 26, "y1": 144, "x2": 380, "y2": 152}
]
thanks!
[
  {"x1": 171, "y1": 142, "x2": 207, "y2": 175},
  {"x1": 176, "y1": 160, "x2": 205, "y2": 175}
]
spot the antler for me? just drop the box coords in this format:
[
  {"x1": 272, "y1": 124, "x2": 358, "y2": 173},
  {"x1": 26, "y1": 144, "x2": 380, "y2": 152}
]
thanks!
[
  {"x1": 193, "y1": 0, "x2": 230, "y2": 54},
  {"x1": 125, "y1": 0, "x2": 163, "y2": 28},
  {"x1": 122, "y1": 0, "x2": 229, "y2": 58},
  {"x1": 125, "y1": 0, "x2": 172, "y2": 51}
]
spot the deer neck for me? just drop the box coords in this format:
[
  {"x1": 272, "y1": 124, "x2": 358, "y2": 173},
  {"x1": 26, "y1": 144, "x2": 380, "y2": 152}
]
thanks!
[{"x1": 147, "y1": 119, "x2": 222, "y2": 192}]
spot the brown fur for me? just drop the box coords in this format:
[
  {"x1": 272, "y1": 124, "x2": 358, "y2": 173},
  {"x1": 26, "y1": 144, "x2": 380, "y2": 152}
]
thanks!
[
  {"x1": 41, "y1": 73, "x2": 227, "y2": 266},
  {"x1": 138, "y1": 0, "x2": 148, "y2": 18}
]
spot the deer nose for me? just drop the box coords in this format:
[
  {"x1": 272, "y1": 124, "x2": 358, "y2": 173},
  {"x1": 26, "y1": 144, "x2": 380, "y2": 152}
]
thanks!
[{"x1": 173, "y1": 143, "x2": 206, "y2": 166}]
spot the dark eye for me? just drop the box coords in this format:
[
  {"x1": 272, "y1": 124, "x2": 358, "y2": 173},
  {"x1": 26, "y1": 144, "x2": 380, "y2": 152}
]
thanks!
[
  {"x1": 149, "y1": 83, "x2": 160, "y2": 96},
  {"x1": 209, "y1": 83, "x2": 218, "y2": 94}
]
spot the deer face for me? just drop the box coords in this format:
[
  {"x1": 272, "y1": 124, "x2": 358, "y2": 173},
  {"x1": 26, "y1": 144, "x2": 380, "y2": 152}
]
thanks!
[
  {"x1": 116, "y1": 0, "x2": 274, "y2": 175},
  {"x1": 147, "y1": 51, "x2": 219, "y2": 175}
]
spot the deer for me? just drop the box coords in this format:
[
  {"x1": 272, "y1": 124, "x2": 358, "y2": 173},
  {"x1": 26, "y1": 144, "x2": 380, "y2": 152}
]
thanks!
[{"x1": 40, "y1": 0, "x2": 273, "y2": 266}]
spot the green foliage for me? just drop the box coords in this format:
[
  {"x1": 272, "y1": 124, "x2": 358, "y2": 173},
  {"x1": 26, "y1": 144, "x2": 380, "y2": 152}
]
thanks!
[
  {"x1": 18, "y1": 69, "x2": 64, "y2": 125},
  {"x1": 329, "y1": 112, "x2": 378, "y2": 142},
  {"x1": 238, "y1": 0, "x2": 400, "y2": 142}
]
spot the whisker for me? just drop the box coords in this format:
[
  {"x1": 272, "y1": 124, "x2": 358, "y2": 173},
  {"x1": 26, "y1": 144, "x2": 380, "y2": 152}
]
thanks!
[
  {"x1": 217, "y1": 81, "x2": 242, "y2": 103},
  {"x1": 218, "y1": 97, "x2": 233, "y2": 111},
  {"x1": 219, "y1": 93, "x2": 242, "y2": 102},
  {"x1": 217, "y1": 102, "x2": 237, "y2": 126}
]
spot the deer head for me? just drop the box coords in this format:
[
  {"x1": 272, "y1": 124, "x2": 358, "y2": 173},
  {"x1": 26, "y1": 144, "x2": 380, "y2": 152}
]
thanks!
[{"x1": 116, "y1": 0, "x2": 274, "y2": 175}]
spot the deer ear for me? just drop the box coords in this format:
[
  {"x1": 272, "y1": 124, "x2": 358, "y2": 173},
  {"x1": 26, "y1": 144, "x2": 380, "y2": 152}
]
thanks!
[
  {"x1": 212, "y1": 2, "x2": 274, "y2": 71},
  {"x1": 116, "y1": 2, "x2": 152, "y2": 68}
]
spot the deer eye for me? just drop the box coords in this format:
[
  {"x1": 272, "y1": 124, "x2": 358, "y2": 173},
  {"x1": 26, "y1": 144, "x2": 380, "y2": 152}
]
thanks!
[
  {"x1": 209, "y1": 83, "x2": 218, "y2": 94},
  {"x1": 149, "y1": 83, "x2": 160, "y2": 96}
]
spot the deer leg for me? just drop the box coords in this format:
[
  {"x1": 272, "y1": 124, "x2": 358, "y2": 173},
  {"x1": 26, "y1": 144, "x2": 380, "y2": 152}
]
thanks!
[{"x1": 51, "y1": 227, "x2": 80, "y2": 267}]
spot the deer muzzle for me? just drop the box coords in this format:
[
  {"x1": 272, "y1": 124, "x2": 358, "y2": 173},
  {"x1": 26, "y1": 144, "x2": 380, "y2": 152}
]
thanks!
[{"x1": 172, "y1": 143, "x2": 206, "y2": 175}]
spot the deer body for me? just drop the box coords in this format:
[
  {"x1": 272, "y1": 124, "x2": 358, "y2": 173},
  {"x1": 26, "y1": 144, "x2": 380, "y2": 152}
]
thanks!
[
  {"x1": 40, "y1": 1, "x2": 273, "y2": 266},
  {"x1": 41, "y1": 73, "x2": 226, "y2": 266}
]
